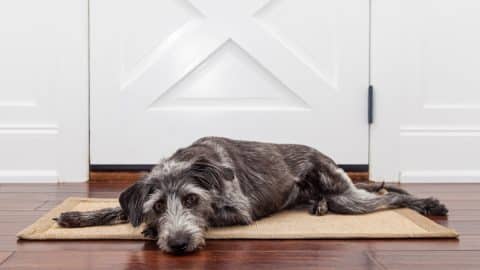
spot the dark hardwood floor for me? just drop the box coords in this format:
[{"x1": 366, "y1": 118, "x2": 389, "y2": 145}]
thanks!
[{"x1": 0, "y1": 182, "x2": 479, "y2": 269}]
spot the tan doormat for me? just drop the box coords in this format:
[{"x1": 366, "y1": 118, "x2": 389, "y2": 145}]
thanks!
[{"x1": 17, "y1": 197, "x2": 458, "y2": 240}]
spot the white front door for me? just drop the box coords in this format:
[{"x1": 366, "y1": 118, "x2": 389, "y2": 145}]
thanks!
[
  {"x1": 90, "y1": 0, "x2": 369, "y2": 165},
  {"x1": 370, "y1": 0, "x2": 480, "y2": 182}
]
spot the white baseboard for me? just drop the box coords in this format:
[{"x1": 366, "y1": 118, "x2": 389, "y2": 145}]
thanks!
[{"x1": 0, "y1": 170, "x2": 88, "y2": 183}]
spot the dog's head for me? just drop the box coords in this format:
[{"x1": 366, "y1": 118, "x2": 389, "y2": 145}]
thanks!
[{"x1": 119, "y1": 157, "x2": 233, "y2": 254}]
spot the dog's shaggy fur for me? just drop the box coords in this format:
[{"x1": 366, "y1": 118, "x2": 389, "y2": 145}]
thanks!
[{"x1": 55, "y1": 137, "x2": 448, "y2": 254}]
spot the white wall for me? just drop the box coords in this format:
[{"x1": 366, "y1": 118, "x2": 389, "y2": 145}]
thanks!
[{"x1": 0, "y1": 0, "x2": 89, "y2": 182}]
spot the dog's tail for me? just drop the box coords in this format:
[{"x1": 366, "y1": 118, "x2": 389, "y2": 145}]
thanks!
[{"x1": 53, "y1": 207, "x2": 128, "y2": 228}]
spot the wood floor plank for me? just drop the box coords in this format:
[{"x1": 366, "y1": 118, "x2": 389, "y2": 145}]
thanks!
[
  {"x1": 412, "y1": 192, "x2": 480, "y2": 201},
  {"x1": 0, "y1": 236, "x2": 19, "y2": 251},
  {"x1": 0, "y1": 211, "x2": 47, "y2": 223},
  {"x1": 370, "y1": 250, "x2": 480, "y2": 270},
  {"x1": 89, "y1": 171, "x2": 370, "y2": 183},
  {"x1": 0, "y1": 250, "x2": 381, "y2": 270},
  {"x1": 0, "y1": 201, "x2": 47, "y2": 211},
  {"x1": 0, "y1": 222, "x2": 33, "y2": 236},
  {"x1": 438, "y1": 209, "x2": 480, "y2": 221},
  {"x1": 431, "y1": 220, "x2": 480, "y2": 235},
  {"x1": 436, "y1": 200, "x2": 480, "y2": 210},
  {"x1": 34, "y1": 200, "x2": 70, "y2": 211},
  {"x1": 399, "y1": 183, "x2": 480, "y2": 193},
  {"x1": 89, "y1": 171, "x2": 146, "y2": 183},
  {"x1": 9, "y1": 238, "x2": 480, "y2": 253}
]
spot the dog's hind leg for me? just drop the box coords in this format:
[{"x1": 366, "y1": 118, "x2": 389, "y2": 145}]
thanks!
[
  {"x1": 326, "y1": 189, "x2": 448, "y2": 216},
  {"x1": 354, "y1": 182, "x2": 411, "y2": 195},
  {"x1": 314, "y1": 163, "x2": 447, "y2": 216}
]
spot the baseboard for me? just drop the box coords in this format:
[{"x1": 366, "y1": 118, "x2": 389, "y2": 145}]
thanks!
[
  {"x1": 0, "y1": 170, "x2": 59, "y2": 183},
  {"x1": 0, "y1": 170, "x2": 88, "y2": 183}
]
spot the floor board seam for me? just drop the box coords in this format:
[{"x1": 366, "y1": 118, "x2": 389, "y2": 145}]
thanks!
[
  {"x1": 33, "y1": 201, "x2": 50, "y2": 211},
  {"x1": 0, "y1": 251, "x2": 15, "y2": 266},
  {"x1": 365, "y1": 250, "x2": 388, "y2": 270}
]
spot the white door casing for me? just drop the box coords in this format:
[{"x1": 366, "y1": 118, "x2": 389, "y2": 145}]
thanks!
[
  {"x1": 90, "y1": 0, "x2": 369, "y2": 165},
  {"x1": 0, "y1": 0, "x2": 89, "y2": 182},
  {"x1": 370, "y1": 0, "x2": 480, "y2": 182}
]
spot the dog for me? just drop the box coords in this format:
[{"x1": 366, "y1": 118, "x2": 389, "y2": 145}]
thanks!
[{"x1": 55, "y1": 137, "x2": 448, "y2": 254}]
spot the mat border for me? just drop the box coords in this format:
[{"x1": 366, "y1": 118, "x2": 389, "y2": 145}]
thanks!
[{"x1": 17, "y1": 197, "x2": 458, "y2": 240}]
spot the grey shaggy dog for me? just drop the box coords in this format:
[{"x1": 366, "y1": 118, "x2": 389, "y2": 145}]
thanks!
[{"x1": 55, "y1": 137, "x2": 448, "y2": 254}]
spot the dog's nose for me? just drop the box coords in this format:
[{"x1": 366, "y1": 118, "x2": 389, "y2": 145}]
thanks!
[{"x1": 168, "y1": 234, "x2": 190, "y2": 253}]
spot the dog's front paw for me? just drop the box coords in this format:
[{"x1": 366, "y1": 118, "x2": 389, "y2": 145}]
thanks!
[
  {"x1": 309, "y1": 199, "x2": 328, "y2": 216},
  {"x1": 142, "y1": 227, "x2": 158, "y2": 239},
  {"x1": 53, "y1": 211, "x2": 83, "y2": 227}
]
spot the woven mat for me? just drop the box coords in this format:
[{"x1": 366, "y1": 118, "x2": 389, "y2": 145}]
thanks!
[{"x1": 17, "y1": 197, "x2": 458, "y2": 240}]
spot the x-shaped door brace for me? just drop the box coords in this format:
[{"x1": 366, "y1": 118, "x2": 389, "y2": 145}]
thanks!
[{"x1": 120, "y1": 0, "x2": 337, "y2": 107}]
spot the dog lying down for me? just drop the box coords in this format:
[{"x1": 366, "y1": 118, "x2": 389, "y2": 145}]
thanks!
[{"x1": 55, "y1": 137, "x2": 448, "y2": 254}]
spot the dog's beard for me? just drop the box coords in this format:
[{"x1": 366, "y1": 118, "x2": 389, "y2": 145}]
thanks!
[
  {"x1": 157, "y1": 220, "x2": 207, "y2": 253},
  {"x1": 156, "y1": 203, "x2": 208, "y2": 253}
]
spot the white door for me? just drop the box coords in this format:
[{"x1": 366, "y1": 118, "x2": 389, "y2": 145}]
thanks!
[
  {"x1": 371, "y1": 0, "x2": 480, "y2": 182},
  {"x1": 0, "y1": 0, "x2": 89, "y2": 182},
  {"x1": 90, "y1": 0, "x2": 369, "y2": 165}
]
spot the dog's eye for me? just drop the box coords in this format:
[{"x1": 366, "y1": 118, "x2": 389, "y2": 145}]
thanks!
[
  {"x1": 183, "y1": 194, "x2": 199, "y2": 208},
  {"x1": 153, "y1": 199, "x2": 165, "y2": 213}
]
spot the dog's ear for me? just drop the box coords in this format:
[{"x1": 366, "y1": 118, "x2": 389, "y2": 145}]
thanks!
[
  {"x1": 119, "y1": 179, "x2": 153, "y2": 227},
  {"x1": 189, "y1": 157, "x2": 234, "y2": 190}
]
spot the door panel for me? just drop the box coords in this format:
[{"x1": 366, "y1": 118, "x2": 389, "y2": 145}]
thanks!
[
  {"x1": 371, "y1": 0, "x2": 480, "y2": 182},
  {"x1": 0, "y1": 0, "x2": 88, "y2": 182},
  {"x1": 91, "y1": 0, "x2": 369, "y2": 164}
]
